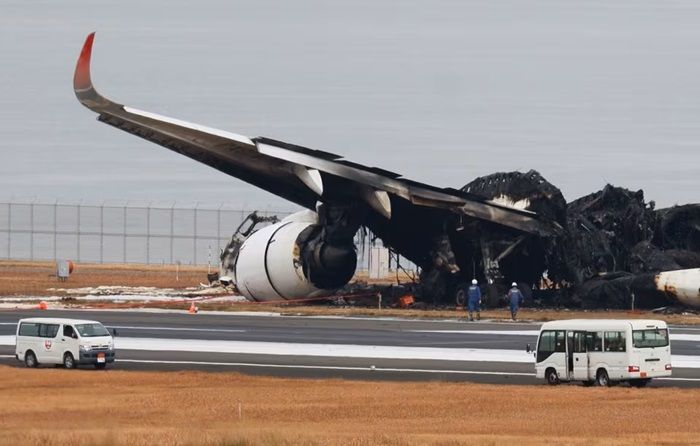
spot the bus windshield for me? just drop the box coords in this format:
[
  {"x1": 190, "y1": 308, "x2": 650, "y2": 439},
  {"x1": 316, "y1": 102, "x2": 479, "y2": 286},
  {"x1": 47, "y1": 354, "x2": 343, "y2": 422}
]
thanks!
[
  {"x1": 75, "y1": 323, "x2": 110, "y2": 337},
  {"x1": 632, "y1": 329, "x2": 669, "y2": 348}
]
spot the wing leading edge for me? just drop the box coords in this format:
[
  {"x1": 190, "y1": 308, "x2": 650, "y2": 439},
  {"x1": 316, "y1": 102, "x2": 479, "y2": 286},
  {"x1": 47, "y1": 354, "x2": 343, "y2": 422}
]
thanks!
[{"x1": 73, "y1": 33, "x2": 559, "y2": 237}]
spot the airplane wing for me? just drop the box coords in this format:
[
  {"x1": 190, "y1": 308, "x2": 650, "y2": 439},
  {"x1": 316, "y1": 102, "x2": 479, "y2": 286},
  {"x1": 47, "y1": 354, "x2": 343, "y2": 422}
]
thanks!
[{"x1": 74, "y1": 33, "x2": 559, "y2": 245}]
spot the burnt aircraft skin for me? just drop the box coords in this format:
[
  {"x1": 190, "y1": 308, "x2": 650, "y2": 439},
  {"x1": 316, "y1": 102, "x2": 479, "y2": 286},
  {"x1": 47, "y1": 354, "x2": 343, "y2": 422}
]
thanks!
[
  {"x1": 73, "y1": 33, "x2": 560, "y2": 302},
  {"x1": 74, "y1": 34, "x2": 699, "y2": 307}
]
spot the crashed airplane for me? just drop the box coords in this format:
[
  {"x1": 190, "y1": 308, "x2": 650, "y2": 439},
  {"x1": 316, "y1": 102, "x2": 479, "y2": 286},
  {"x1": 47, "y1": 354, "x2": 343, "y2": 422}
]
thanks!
[{"x1": 73, "y1": 33, "x2": 700, "y2": 309}]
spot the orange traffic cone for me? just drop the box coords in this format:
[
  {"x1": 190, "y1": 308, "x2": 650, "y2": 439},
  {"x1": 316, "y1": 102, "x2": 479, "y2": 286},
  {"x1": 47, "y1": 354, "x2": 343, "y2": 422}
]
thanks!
[
  {"x1": 37, "y1": 301, "x2": 48, "y2": 310},
  {"x1": 188, "y1": 302, "x2": 198, "y2": 314}
]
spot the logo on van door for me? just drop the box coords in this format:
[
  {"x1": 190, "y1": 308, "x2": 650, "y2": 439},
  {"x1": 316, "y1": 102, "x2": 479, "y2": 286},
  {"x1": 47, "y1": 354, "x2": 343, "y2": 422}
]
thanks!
[{"x1": 44, "y1": 340, "x2": 52, "y2": 350}]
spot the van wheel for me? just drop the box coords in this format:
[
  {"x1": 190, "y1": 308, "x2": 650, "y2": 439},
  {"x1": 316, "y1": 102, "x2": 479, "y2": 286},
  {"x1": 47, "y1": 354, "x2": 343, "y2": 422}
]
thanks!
[
  {"x1": 63, "y1": 352, "x2": 76, "y2": 369},
  {"x1": 630, "y1": 378, "x2": 650, "y2": 388},
  {"x1": 94, "y1": 363, "x2": 106, "y2": 370},
  {"x1": 545, "y1": 368, "x2": 560, "y2": 385},
  {"x1": 596, "y1": 369, "x2": 610, "y2": 387},
  {"x1": 24, "y1": 351, "x2": 38, "y2": 368}
]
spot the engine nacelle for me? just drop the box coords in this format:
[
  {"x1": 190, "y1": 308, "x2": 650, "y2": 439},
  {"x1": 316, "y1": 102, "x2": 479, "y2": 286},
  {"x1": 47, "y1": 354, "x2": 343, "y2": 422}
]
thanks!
[{"x1": 233, "y1": 211, "x2": 357, "y2": 301}]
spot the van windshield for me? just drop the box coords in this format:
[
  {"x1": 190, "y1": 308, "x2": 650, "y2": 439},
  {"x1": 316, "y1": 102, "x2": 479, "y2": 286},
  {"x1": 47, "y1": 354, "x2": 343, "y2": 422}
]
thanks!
[
  {"x1": 75, "y1": 323, "x2": 110, "y2": 337},
  {"x1": 633, "y1": 329, "x2": 669, "y2": 348}
]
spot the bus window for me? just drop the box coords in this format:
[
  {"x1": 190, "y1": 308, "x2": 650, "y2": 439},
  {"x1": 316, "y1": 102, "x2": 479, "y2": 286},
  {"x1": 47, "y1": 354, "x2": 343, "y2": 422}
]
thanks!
[
  {"x1": 554, "y1": 331, "x2": 566, "y2": 352},
  {"x1": 633, "y1": 329, "x2": 669, "y2": 348},
  {"x1": 18, "y1": 322, "x2": 39, "y2": 337},
  {"x1": 538, "y1": 330, "x2": 566, "y2": 362},
  {"x1": 586, "y1": 332, "x2": 603, "y2": 352},
  {"x1": 604, "y1": 331, "x2": 626, "y2": 352}
]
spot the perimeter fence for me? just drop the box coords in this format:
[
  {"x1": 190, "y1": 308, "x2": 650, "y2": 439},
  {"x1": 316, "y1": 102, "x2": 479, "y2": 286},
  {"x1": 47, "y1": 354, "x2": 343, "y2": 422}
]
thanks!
[{"x1": 0, "y1": 200, "x2": 416, "y2": 275}]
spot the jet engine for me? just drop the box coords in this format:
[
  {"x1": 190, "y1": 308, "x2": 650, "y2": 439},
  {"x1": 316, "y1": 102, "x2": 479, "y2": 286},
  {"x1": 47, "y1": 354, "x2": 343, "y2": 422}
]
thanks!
[{"x1": 230, "y1": 210, "x2": 357, "y2": 301}]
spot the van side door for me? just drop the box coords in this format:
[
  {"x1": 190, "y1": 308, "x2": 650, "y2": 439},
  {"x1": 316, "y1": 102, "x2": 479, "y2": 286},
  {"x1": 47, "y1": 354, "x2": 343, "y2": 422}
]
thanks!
[
  {"x1": 60, "y1": 324, "x2": 79, "y2": 361},
  {"x1": 38, "y1": 323, "x2": 61, "y2": 364}
]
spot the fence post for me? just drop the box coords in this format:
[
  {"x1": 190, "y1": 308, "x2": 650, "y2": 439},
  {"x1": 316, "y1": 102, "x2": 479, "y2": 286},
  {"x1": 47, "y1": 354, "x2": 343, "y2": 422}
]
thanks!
[
  {"x1": 77, "y1": 203, "x2": 81, "y2": 262},
  {"x1": 123, "y1": 205, "x2": 127, "y2": 263},
  {"x1": 170, "y1": 203, "x2": 175, "y2": 264},
  {"x1": 53, "y1": 201, "x2": 57, "y2": 261},
  {"x1": 146, "y1": 204, "x2": 151, "y2": 264},
  {"x1": 100, "y1": 204, "x2": 104, "y2": 264},
  {"x1": 29, "y1": 201, "x2": 34, "y2": 261},
  {"x1": 7, "y1": 202, "x2": 11, "y2": 259},
  {"x1": 193, "y1": 203, "x2": 198, "y2": 265}
]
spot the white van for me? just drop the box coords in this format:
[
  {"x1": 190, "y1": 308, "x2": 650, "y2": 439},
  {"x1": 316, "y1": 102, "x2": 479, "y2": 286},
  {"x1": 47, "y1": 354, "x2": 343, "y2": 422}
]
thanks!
[
  {"x1": 532, "y1": 319, "x2": 671, "y2": 387},
  {"x1": 15, "y1": 318, "x2": 115, "y2": 369}
]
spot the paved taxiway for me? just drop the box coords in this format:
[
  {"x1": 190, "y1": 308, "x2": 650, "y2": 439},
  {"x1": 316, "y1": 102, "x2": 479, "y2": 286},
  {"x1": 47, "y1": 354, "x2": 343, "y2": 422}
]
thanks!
[{"x1": 1, "y1": 309, "x2": 699, "y2": 386}]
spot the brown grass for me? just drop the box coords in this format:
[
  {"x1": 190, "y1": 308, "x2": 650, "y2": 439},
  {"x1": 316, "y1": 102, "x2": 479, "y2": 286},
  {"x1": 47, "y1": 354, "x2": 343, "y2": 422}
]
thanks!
[
  {"x1": 0, "y1": 365, "x2": 698, "y2": 445},
  {"x1": 0, "y1": 260, "x2": 207, "y2": 296}
]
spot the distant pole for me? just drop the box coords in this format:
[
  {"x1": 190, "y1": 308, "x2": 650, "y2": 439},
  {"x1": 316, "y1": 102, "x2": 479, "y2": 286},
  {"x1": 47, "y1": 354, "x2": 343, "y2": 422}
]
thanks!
[
  {"x1": 99, "y1": 204, "x2": 104, "y2": 264},
  {"x1": 146, "y1": 204, "x2": 151, "y2": 264},
  {"x1": 170, "y1": 203, "x2": 175, "y2": 264},
  {"x1": 29, "y1": 201, "x2": 34, "y2": 261},
  {"x1": 76, "y1": 203, "x2": 81, "y2": 262},
  {"x1": 193, "y1": 203, "x2": 198, "y2": 265},
  {"x1": 208, "y1": 244, "x2": 212, "y2": 274},
  {"x1": 7, "y1": 202, "x2": 11, "y2": 259},
  {"x1": 123, "y1": 206, "x2": 127, "y2": 263},
  {"x1": 53, "y1": 201, "x2": 57, "y2": 261}
]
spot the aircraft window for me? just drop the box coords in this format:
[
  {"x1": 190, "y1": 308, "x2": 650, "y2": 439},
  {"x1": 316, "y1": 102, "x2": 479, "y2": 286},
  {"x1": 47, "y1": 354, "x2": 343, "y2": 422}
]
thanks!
[
  {"x1": 19, "y1": 323, "x2": 39, "y2": 337},
  {"x1": 586, "y1": 332, "x2": 603, "y2": 352},
  {"x1": 604, "y1": 331, "x2": 626, "y2": 352}
]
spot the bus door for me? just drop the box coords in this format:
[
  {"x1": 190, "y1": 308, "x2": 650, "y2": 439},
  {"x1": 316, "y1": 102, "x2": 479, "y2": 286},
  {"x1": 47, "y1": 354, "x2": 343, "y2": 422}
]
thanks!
[{"x1": 571, "y1": 331, "x2": 588, "y2": 380}]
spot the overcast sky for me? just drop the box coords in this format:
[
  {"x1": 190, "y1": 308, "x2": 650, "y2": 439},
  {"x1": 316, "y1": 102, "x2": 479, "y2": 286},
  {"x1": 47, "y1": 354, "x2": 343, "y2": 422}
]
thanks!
[{"x1": 1, "y1": 0, "x2": 698, "y2": 210}]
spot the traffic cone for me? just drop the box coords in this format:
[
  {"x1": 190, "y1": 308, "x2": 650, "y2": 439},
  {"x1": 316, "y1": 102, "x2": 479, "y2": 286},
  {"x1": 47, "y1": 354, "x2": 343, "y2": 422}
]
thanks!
[
  {"x1": 188, "y1": 302, "x2": 198, "y2": 314},
  {"x1": 37, "y1": 301, "x2": 48, "y2": 310}
]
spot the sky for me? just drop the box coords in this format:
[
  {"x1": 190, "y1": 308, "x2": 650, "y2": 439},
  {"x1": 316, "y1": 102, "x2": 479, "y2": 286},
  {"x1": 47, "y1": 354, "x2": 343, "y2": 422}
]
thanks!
[{"x1": 1, "y1": 0, "x2": 699, "y2": 210}]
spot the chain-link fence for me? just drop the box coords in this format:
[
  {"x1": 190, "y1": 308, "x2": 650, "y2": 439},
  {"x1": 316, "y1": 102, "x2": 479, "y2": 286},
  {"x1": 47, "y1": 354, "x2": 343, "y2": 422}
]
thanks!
[
  {"x1": 0, "y1": 200, "x2": 286, "y2": 266},
  {"x1": 0, "y1": 200, "x2": 417, "y2": 275}
]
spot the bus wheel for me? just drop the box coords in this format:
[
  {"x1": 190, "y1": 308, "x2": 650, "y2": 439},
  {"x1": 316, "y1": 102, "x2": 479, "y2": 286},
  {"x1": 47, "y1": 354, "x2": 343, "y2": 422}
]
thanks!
[
  {"x1": 630, "y1": 378, "x2": 650, "y2": 388},
  {"x1": 596, "y1": 369, "x2": 610, "y2": 387},
  {"x1": 24, "y1": 351, "x2": 38, "y2": 368},
  {"x1": 545, "y1": 368, "x2": 559, "y2": 385}
]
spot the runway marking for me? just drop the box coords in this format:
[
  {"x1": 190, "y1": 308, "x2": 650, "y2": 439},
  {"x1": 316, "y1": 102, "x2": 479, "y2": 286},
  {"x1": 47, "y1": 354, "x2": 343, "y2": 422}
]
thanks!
[
  {"x1": 115, "y1": 358, "x2": 535, "y2": 376},
  {"x1": 107, "y1": 325, "x2": 246, "y2": 333},
  {"x1": 411, "y1": 330, "x2": 700, "y2": 343},
  {"x1": 1, "y1": 335, "x2": 700, "y2": 367},
  {"x1": 410, "y1": 330, "x2": 539, "y2": 336}
]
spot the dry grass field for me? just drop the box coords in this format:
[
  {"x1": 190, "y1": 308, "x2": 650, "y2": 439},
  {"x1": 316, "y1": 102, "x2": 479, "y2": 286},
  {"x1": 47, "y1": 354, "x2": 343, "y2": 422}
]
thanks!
[
  {"x1": 0, "y1": 365, "x2": 698, "y2": 445},
  {"x1": 0, "y1": 260, "x2": 206, "y2": 295}
]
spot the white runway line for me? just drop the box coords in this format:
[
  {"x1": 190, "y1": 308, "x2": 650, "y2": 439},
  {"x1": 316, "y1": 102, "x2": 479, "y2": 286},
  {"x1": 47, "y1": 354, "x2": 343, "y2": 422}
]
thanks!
[
  {"x1": 107, "y1": 325, "x2": 246, "y2": 333},
  {"x1": 2, "y1": 334, "x2": 700, "y2": 368},
  {"x1": 411, "y1": 330, "x2": 700, "y2": 343},
  {"x1": 116, "y1": 358, "x2": 534, "y2": 376}
]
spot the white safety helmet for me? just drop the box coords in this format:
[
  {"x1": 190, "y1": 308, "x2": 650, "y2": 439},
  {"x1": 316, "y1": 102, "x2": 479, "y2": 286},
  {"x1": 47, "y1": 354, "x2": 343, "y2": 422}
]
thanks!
[
  {"x1": 511, "y1": 282, "x2": 517, "y2": 287},
  {"x1": 471, "y1": 279, "x2": 477, "y2": 285}
]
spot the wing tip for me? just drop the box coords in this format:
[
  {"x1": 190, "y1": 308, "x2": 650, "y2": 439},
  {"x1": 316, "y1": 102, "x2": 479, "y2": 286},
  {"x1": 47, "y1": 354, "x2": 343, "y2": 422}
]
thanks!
[{"x1": 74, "y1": 32, "x2": 96, "y2": 93}]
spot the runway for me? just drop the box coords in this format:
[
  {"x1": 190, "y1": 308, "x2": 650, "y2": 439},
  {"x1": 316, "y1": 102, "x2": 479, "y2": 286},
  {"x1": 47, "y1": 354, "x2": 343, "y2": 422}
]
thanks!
[{"x1": 1, "y1": 309, "x2": 699, "y2": 386}]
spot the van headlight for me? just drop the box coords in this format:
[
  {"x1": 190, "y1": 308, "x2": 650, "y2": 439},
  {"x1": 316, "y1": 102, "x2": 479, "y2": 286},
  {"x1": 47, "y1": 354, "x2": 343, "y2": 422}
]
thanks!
[
  {"x1": 108, "y1": 341, "x2": 114, "y2": 350},
  {"x1": 80, "y1": 344, "x2": 91, "y2": 352}
]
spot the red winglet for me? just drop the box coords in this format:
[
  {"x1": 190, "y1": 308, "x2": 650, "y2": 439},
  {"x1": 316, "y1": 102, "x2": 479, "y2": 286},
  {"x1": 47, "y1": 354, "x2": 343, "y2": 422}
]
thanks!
[{"x1": 73, "y1": 32, "x2": 96, "y2": 91}]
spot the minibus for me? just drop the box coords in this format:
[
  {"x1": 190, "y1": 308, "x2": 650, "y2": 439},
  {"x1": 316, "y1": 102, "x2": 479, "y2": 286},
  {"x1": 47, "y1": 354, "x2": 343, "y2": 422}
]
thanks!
[
  {"x1": 531, "y1": 319, "x2": 671, "y2": 387},
  {"x1": 15, "y1": 318, "x2": 115, "y2": 369}
]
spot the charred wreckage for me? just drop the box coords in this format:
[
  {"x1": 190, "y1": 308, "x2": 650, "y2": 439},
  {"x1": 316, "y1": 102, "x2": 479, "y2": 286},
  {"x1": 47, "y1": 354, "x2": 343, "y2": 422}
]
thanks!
[{"x1": 73, "y1": 33, "x2": 700, "y2": 309}]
